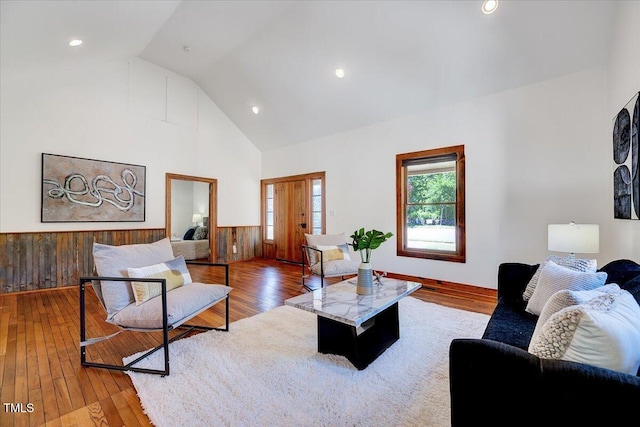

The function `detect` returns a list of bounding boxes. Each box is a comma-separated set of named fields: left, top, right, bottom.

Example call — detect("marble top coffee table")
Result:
left=285, top=278, right=421, bottom=369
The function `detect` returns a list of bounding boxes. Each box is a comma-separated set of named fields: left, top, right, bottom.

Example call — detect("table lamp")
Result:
left=192, top=213, right=203, bottom=226
left=548, top=221, right=599, bottom=259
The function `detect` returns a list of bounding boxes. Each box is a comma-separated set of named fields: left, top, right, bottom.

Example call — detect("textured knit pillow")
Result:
left=525, top=261, right=607, bottom=315
left=522, top=256, right=597, bottom=302
left=127, top=256, right=192, bottom=305
left=316, top=244, right=351, bottom=262
left=529, top=287, right=640, bottom=375
left=530, top=284, right=620, bottom=345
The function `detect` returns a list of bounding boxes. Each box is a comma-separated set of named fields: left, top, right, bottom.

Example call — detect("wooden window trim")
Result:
left=396, top=145, right=466, bottom=263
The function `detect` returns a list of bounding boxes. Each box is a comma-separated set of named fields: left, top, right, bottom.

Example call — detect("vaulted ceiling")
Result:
left=0, top=1, right=617, bottom=152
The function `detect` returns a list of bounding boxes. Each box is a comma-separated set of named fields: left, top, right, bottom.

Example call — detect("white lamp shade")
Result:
left=192, top=213, right=203, bottom=224
left=548, top=223, right=599, bottom=254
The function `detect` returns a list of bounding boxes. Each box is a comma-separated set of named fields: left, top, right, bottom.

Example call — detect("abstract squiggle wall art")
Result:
left=613, top=91, right=639, bottom=220
left=41, top=153, right=146, bottom=222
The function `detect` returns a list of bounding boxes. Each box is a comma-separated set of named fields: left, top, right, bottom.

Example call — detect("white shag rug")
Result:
left=125, top=296, right=489, bottom=427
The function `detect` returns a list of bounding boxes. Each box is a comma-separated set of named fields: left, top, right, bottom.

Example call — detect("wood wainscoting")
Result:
left=0, top=226, right=263, bottom=294
left=0, top=229, right=166, bottom=294
left=216, top=226, right=262, bottom=263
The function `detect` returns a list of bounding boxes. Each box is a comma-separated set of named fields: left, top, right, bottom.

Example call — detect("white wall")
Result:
left=0, top=57, right=261, bottom=232
left=607, top=0, right=640, bottom=260
left=262, top=67, right=612, bottom=290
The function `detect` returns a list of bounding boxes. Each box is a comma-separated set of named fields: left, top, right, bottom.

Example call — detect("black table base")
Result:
left=317, top=302, right=400, bottom=370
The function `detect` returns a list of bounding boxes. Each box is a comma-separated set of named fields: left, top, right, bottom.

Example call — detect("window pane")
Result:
left=406, top=204, right=456, bottom=251
left=407, top=171, right=456, bottom=204
left=312, top=227, right=322, bottom=235
left=312, top=180, right=322, bottom=196
left=312, top=212, right=321, bottom=225
left=312, top=195, right=321, bottom=211
left=266, top=225, right=274, bottom=240
left=266, top=212, right=273, bottom=226
left=266, top=184, right=273, bottom=198
left=267, top=198, right=273, bottom=212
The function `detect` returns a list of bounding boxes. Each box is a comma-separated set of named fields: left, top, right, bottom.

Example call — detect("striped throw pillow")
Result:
left=127, top=256, right=192, bottom=305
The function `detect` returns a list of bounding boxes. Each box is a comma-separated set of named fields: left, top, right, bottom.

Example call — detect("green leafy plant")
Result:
left=350, top=228, right=393, bottom=263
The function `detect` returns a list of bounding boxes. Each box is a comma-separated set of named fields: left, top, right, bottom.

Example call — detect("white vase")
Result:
left=357, top=262, right=374, bottom=295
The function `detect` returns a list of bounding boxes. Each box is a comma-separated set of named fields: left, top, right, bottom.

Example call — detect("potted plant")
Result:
left=350, top=228, right=393, bottom=295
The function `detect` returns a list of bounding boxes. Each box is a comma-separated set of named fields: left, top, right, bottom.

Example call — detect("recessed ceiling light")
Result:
left=481, top=0, right=498, bottom=14
left=183, top=46, right=193, bottom=53
left=69, top=39, right=83, bottom=47
left=335, top=68, right=345, bottom=79
left=252, top=106, right=260, bottom=115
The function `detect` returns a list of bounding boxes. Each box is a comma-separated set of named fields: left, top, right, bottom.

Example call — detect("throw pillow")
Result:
left=528, top=287, right=640, bottom=375
left=525, top=261, right=607, bottom=315
left=193, top=226, right=208, bottom=240
left=522, top=256, right=597, bottom=302
left=316, top=244, right=351, bottom=262
left=530, top=284, right=620, bottom=345
left=93, top=237, right=175, bottom=317
left=183, top=227, right=197, bottom=240
left=127, top=256, right=193, bottom=306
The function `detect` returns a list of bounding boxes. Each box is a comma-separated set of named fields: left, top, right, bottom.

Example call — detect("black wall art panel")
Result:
left=613, top=91, right=639, bottom=220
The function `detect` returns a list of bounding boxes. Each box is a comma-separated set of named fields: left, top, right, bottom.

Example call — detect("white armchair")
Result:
left=302, top=233, right=360, bottom=290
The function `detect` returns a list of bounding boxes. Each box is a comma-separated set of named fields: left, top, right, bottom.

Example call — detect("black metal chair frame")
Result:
left=80, top=262, right=230, bottom=376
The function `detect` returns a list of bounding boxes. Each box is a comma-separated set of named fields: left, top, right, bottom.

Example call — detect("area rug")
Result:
left=125, top=296, right=489, bottom=427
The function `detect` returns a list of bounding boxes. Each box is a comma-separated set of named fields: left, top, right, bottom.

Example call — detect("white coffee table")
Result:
left=285, top=278, right=421, bottom=369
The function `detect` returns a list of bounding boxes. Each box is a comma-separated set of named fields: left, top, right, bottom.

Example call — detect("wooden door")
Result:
left=274, top=180, right=307, bottom=263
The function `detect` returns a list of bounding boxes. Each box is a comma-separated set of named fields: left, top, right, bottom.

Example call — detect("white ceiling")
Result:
left=1, top=1, right=617, bottom=152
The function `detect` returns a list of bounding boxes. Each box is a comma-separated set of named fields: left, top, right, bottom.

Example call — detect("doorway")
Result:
left=262, top=172, right=325, bottom=264
left=165, top=173, right=217, bottom=262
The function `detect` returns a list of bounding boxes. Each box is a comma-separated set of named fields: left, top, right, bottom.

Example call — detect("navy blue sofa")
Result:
left=449, top=259, right=640, bottom=427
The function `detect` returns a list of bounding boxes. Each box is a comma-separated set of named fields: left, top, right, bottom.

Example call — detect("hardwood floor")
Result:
left=0, top=258, right=496, bottom=427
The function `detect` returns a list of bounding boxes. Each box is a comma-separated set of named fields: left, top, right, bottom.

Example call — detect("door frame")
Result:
left=261, top=171, right=326, bottom=262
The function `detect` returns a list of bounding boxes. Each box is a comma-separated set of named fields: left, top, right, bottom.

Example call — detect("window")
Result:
left=265, top=183, right=274, bottom=240
left=311, top=179, right=323, bottom=235
left=396, top=145, right=465, bottom=262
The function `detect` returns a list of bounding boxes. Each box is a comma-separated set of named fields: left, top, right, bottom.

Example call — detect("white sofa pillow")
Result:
left=522, top=255, right=597, bottom=302
left=525, top=261, right=607, bottom=316
left=529, top=287, right=640, bottom=375
left=530, top=284, right=620, bottom=346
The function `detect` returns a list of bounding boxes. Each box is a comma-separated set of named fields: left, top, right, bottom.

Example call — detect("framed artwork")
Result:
left=612, top=91, right=639, bottom=220
left=41, top=153, right=146, bottom=222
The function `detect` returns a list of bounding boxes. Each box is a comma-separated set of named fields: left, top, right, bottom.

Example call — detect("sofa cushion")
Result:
left=522, top=256, right=597, bottom=302
left=482, top=300, right=538, bottom=350
left=112, top=282, right=231, bottom=329
left=598, top=259, right=640, bottom=285
left=93, top=238, right=175, bottom=317
left=529, top=287, right=640, bottom=375
left=525, top=261, right=607, bottom=316
left=310, top=259, right=360, bottom=277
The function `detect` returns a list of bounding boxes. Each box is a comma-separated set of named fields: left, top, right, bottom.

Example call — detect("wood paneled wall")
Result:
left=0, top=229, right=165, bottom=294
left=0, top=226, right=262, bottom=294
left=216, top=226, right=262, bottom=263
